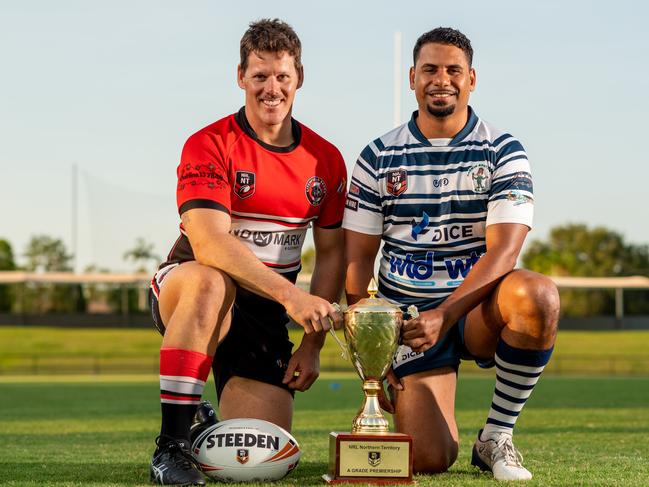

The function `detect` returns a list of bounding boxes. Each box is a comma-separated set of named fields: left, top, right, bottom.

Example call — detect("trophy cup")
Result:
left=323, top=278, right=414, bottom=484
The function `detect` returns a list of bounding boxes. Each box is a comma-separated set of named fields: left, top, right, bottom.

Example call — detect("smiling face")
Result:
left=410, top=42, right=476, bottom=122
left=237, top=50, right=303, bottom=131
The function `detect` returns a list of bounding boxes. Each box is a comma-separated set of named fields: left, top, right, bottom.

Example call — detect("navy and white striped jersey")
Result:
left=343, top=108, right=533, bottom=309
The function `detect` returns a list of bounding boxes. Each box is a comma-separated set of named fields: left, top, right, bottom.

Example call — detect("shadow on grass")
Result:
left=0, top=459, right=488, bottom=486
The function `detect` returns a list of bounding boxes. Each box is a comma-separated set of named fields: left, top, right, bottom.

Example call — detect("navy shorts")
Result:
left=392, top=315, right=495, bottom=379
left=149, top=266, right=294, bottom=401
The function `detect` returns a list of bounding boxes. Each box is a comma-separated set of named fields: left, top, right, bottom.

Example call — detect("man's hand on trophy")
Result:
left=402, top=309, right=446, bottom=353
left=378, top=369, right=404, bottom=413
left=284, top=288, right=343, bottom=333
left=282, top=340, right=321, bottom=391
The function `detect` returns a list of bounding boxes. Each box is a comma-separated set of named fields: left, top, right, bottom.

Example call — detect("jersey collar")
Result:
left=235, top=107, right=302, bottom=153
left=408, top=106, right=478, bottom=146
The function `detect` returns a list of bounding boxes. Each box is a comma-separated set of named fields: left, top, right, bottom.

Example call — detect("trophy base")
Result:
left=324, top=432, right=413, bottom=484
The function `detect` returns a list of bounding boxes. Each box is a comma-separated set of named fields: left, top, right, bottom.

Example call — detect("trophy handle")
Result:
left=406, top=304, right=419, bottom=320
left=330, top=303, right=349, bottom=361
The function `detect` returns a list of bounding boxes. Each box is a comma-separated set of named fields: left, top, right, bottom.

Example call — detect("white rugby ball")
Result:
left=191, top=418, right=301, bottom=482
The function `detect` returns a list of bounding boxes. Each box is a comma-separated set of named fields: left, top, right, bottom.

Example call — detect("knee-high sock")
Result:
left=482, top=339, right=553, bottom=438
left=159, top=347, right=213, bottom=444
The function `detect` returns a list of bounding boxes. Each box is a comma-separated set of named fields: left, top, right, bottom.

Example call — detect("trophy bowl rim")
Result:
left=343, top=309, right=403, bottom=315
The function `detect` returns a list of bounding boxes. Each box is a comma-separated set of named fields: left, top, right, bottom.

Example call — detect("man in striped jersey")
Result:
left=148, top=19, right=345, bottom=485
left=344, top=27, right=559, bottom=481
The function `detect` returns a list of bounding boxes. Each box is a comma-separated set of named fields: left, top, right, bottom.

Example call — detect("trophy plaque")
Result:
left=323, top=279, right=413, bottom=484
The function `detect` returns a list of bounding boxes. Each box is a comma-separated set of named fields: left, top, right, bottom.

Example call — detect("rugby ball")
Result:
left=191, top=418, right=300, bottom=482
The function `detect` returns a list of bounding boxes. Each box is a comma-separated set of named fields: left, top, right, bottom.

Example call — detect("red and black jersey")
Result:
left=160, top=107, right=347, bottom=283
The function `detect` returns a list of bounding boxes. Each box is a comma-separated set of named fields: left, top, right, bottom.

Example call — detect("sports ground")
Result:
left=1, top=328, right=648, bottom=486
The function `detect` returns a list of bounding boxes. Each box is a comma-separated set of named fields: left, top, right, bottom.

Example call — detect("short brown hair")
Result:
left=240, top=19, right=302, bottom=73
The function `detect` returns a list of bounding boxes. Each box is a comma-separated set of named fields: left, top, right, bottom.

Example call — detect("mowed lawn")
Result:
left=2, top=327, right=649, bottom=375
left=1, top=374, right=648, bottom=486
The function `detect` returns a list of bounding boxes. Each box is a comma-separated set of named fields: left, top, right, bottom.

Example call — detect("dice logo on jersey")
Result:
left=235, top=171, right=256, bottom=199
left=468, top=163, right=491, bottom=194
left=411, top=212, right=430, bottom=240
left=386, top=169, right=408, bottom=196
left=236, top=449, right=249, bottom=465
left=305, top=176, right=326, bottom=206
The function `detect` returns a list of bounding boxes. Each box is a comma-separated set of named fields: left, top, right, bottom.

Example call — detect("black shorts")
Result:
left=149, top=280, right=294, bottom=401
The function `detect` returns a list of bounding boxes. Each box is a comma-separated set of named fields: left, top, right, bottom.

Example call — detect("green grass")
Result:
left=1, top=327, right=649, bottom=375
left=1, top=375, right=647, bottom=486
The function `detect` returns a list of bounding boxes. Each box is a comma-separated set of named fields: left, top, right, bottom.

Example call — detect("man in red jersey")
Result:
left=148, top=19, right=346, bottom=485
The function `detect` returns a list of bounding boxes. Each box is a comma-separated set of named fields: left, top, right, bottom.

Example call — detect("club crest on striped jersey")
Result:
left=468, top=163, right=491, bottom=194
left=305, top=176, right=326, bottom=206
left=386, top=169, right=408, bottom=196
left=235, top=171, right=256, bottom=199
left=236, top=448, right=249, bottom=464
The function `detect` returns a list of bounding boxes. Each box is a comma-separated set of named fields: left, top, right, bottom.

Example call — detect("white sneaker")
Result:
left=471, top=429, right=532, bottom=481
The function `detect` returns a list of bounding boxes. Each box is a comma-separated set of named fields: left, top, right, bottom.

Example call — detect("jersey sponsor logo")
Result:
left=345, top=197, right=359, bottom=211
left=336, top=177, right=346, bottom=193
left=177, top=163, right=226, bottom=191
left=236, top=449, right=249, bottom=465
left=468, top=163, right=491, bottom=193
left=349, top=183, right=360, bottom=195
left=232, top=229, right=303, bottom=248
left=235, top=171, right=256, bottom=199
left=386, top=169, right=408, bottom=196
left=393, top=345, right=423, bottom=367
left=444, top=251, right=481, bottom=279
left=411, top=212, right=430, bottom=240
left=411, top=215, right=475, bottom=243
left=389, top=251, right=434, bottom=281
left=432, top=177, right=449, bottom=188
left=446, top=280, right=463, bottom=287
left=506, top=190, right=533, bottom=206
left=305, top=176, right=326, bottom=206
left=252, top=231, right=272, bottom=247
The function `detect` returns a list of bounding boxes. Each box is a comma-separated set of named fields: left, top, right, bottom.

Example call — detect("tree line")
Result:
left=0, top=235, right=159, bottom=314
left=1, top=224, right=648, bottom=316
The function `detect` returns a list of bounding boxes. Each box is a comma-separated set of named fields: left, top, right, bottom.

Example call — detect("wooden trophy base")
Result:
left=323, top=432, right=413, bottom=484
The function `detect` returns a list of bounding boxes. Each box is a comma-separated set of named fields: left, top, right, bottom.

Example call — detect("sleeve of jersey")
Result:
left=315, top=148, right=348, bottom=229
left=176, top=132, right=231, bottom=216
left=486, top=135, right=534, bottom=229
left=342, top=144, right=383, bottom=235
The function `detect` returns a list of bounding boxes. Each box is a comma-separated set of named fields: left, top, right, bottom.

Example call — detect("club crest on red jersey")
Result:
left=386, top=169, right=408, bottom=196
left=236, top=448, right=249, bottom=464
left=305, top=176, right=326, bottom=206
left=235, top=171, right=256, bottom=199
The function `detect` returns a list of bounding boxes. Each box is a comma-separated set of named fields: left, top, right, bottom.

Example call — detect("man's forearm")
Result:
left=345, top=260, right=375, bottom=305
left=303, top=249, right=345, bottom=349
left=436, top=249, right=517, bottom=327
left=192, top=231, right=294, bottom=303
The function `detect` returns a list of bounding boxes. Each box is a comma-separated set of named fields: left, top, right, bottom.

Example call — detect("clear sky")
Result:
left=1, top=0, right=648, bottom=271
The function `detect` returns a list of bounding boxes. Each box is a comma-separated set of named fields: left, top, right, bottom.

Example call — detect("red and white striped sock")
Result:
left=159, top=347, right=213, bottom=445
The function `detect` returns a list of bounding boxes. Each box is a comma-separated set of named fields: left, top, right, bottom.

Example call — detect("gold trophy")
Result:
left=323, top=278, right=414, bottom=484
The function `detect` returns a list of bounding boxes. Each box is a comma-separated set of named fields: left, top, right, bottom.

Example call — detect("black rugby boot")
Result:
left=189, top=400, right=218, bottom=445
left=150, top=436, right=205, bottom=486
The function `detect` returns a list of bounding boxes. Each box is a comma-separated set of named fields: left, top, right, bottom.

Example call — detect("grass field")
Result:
left=2, top=327, right=649, bottom=375
left=1, top=374, right=648, bottom=486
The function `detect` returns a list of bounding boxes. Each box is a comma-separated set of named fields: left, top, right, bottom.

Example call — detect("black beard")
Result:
left=426, top=102, right=456, bottom=118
